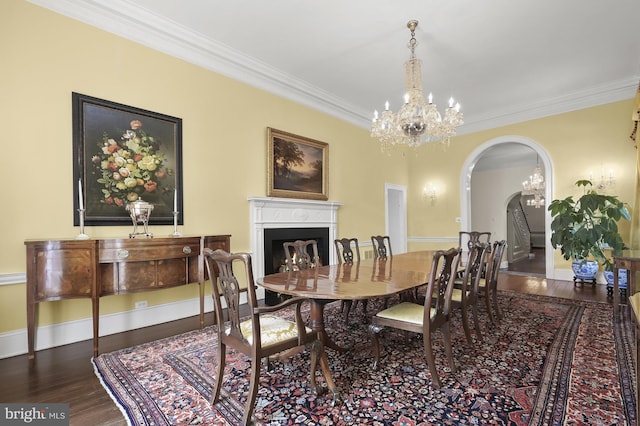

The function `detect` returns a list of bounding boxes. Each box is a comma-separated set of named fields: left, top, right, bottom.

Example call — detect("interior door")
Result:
left=385, top=184, right=407, bottom=254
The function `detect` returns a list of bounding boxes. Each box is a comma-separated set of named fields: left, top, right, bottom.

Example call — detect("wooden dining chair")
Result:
left=335, top=237, right=360, bottom=264
left=459, top=231, right=491, bottom=270
left=371, top=235, right=421, bottom=303
left=479, top=240, right=507, bottom=325
left=203, top=249, right=319, bottom=425
left=335, top=238, right=364, bottom=323
left=450, top=242, right=491, bottom=344
left=371, top=235, right=392, bottom=259
left=369, top=247, right=461, bottom=389
left=283, top=239, right=321, bottom=270
left=459, top=231, right=491, bottom=250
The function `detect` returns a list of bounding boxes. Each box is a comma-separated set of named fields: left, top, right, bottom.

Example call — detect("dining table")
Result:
left=258, top=250, right=436, bottom=400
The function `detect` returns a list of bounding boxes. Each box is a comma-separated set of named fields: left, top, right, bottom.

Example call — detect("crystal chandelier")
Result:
left=371, top=20, right=463, bottom=152
left=522, top=158, right=545, bottom=208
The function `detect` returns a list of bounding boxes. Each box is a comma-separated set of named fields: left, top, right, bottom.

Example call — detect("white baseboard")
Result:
left=0, top=289, right=262, bottom=360
left=551, top=268, right=607, bottom=284
left=553, top=268, right=575, bottom=282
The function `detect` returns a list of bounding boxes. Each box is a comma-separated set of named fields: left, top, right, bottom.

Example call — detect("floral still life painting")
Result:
left=94, top=119, right=171, bottom=208
left=73, top=93, right=183, bottom=226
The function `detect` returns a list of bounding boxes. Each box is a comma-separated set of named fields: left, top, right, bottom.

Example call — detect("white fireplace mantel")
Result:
left=248, top=197, right=343, bottom=280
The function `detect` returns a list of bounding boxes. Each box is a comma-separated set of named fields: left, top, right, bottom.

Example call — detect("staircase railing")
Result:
left=508, top=201, right=531, bottom=262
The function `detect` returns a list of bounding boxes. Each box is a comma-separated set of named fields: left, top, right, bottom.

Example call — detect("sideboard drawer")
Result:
left=105, top=258, right=192, bottom=292
left=616, top=259, right=631, bottom=270
left=28, top=241, right=97, bottom=300
left=99, top=237, right=201, bottom=262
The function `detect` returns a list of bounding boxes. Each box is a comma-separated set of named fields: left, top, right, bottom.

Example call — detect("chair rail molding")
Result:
left=0, top=273, right=26, bottom=286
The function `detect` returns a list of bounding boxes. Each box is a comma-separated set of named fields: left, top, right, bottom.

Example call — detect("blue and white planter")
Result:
left=571, top=259, right=599, bottom=281
left=604, top=269, right=628, bottom=289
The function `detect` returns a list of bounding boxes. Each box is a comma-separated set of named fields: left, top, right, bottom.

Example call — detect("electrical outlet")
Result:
left=135, top=300, right=148, bottom=309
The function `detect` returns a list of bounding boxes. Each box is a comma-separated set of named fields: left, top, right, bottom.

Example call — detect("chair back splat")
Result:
left=371, top=235, right=392, bottom=259
left=203, top=249, right=318, bottom=425
left=335, top=238, right=364, bottom=323
left=335, top=238, right=360, bottom=264
left=459, top=231, right=491, bottom=251
left=283, top=240, right=321, bottom=270
left=459, top=231, right=491, bottom=266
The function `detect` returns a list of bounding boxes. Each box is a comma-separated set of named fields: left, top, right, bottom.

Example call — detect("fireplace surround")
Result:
left=248, top=197, right=343, bottom=296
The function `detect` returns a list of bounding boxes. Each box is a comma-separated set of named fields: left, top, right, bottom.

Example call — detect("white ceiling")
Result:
left=29, top=0, right=640, bottom=138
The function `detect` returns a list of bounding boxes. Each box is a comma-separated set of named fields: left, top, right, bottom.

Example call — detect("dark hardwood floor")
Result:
left=507, top=247, right=546, bottom=276
left=0, top=273, right=614, bottom=425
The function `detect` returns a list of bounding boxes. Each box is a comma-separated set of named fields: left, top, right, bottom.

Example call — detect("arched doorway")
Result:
left=459, top=135, right=554, bottom=279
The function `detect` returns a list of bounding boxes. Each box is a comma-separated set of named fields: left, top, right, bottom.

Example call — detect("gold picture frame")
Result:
left=267, top=128, right=328, bottom=200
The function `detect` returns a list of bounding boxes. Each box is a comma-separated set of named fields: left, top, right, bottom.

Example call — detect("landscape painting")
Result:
left=267, top=128, right=328, bottom=200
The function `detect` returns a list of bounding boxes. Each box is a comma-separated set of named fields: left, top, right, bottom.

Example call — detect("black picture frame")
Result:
left=72, top=92, right=183, bottom=226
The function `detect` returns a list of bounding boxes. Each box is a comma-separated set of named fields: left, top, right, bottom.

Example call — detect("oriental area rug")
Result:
left=93, top=292, right=636, bottom=425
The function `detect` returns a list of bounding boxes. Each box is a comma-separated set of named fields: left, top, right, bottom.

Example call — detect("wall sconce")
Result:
left=588, top=164, right=615, bottom=191
left=423, top=183, right=437, bottom=204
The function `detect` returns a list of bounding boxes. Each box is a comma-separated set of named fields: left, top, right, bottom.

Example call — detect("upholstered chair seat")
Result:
left=236, top=315, right=313, bottom=347
left=374, top=301, right=437, bottom=325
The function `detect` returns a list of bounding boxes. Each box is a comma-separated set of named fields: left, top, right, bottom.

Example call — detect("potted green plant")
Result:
left=548, top=179, right=630, bottom=283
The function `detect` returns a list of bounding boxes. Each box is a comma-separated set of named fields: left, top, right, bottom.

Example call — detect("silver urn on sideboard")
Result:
left=126, top=198, right=154, bottom=238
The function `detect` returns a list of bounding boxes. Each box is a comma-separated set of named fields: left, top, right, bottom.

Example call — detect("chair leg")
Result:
left=211, top=343, right=226, bottom=404
left=484, top=287, right=497, bottom=325
left=441, top=322, right=457, bottom=374
left=460, top=304, right=473, bottom=345
left=471, top=303, right=483, bottom=342
left=368, top=324, right=383, bottom=370
left=491, top=285, right=503, bottom=321
left=423, top=332, right=441, bottom=389
left=242, top=355, right=261, bottom=425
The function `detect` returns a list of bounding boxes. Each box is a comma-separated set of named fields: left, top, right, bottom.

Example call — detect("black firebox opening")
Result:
left=263, top=227, right=329, bottom=305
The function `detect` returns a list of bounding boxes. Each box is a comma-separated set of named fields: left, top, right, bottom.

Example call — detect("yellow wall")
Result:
left=406, top=100, right=636, bottom=260
left=0, top=0, right=409, bottom=332
left=0, top=0, right=636, bottom=335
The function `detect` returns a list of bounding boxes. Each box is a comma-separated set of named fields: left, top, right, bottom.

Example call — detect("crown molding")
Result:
left=458, top=77, right=639, bottom=136
left=27, top=0, right=370, bottom=128
left=28, top=0, right=640, bottom=135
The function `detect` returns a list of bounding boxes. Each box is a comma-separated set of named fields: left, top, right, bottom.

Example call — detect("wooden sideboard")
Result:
left=612, top=250, right=640, bottom=320
left=25, top=235, right=230, bottom=359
